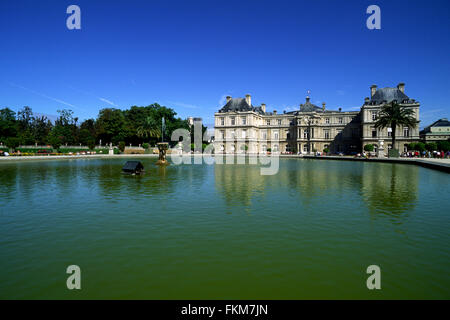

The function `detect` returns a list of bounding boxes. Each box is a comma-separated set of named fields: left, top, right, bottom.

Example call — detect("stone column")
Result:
left=377, top=139, right=385, bottom=158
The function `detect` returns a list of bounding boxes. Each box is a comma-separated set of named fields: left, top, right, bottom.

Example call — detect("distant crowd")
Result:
left=401, top=150, right=450, bottom=159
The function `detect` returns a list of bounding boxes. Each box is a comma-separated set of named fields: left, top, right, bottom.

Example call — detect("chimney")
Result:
left=273, top=110, right=277, bottom=114
left=370, top=85, right=377, bottom=98
left=306, top=96, right=310, bottom=103
left=245, top=94, right=251, bottom=106
left=397, top=83, right=405, bottom=93
left=322, top=102, right=326, bottom=111
left=338, top=107, right=342, bottom=112
left=226, top=95, right=232, bottom=103
left=364, top=97, right=370, bottom=104
left=261, top=103, right=266, bottom=113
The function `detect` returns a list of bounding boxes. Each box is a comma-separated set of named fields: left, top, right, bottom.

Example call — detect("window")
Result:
left=242, top=129, right=247, bottom=139
left=403, top=127, right=409, bottom=137
left=220, top=117, right=224, bottom=126
left=338, top=117, right=343, bottom=124
left=277, top=119, right=282, bottom=126
left=371, top=111, right=378, bottom=121
left=371, top=127, right=377, bottom=138
left=230, top=130, right=235, bottom=139
left=303, top=129, right=308, bottom=139
left=220, top=130, right=225, bottom=139
left=387, top=127, right=392, bottom=137
left=242, top=117, right=247, bottom=125
left=303, top=145, right=308, bottom=152
left=325, top=118, right=330, bottom=124
left=262, top=131, right=267, bottom=140
left=231, top=117, right=235, bottom=125
left=266, top=120, right=270, bottom=126
left=274, top=131, right=279, bottom=140
left=324, top=129, right=330, bottom=139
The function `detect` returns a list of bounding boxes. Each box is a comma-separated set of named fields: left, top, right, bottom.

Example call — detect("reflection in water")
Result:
left=0, top=158, right=448, bottom=299
left=214, top=159, right=418, bottom=224
left=214, top=163, right=266, bottom=207
left=361, top=163, right=418, bottom=223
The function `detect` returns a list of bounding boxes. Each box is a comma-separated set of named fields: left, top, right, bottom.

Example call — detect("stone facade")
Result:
left=214, top=83, right=421, bottom=154
left=420, top=118, right=450, bottom=142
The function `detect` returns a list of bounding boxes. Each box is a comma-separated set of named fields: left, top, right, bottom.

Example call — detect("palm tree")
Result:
left=137, top=116, right=160, bottom=143
left=374, top=101, right=418, bottom=152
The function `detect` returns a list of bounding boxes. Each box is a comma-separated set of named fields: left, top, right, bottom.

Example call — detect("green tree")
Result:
left=426, top=142, right=438, bottom=151
left=48, top=131, right=63, bottom=151
left=437, top=140, right=450, bottom=152
left=137, top=116, right=160, bottom=142
left=32, top=115, right=53, bottom=145
left=0, top=108, right=18, bottom=140
left=375, top=101, right=417, bottom=152
left=96, top=108, right=127, bottom=145
left=364, top=144, right=374, bottom=152
left=118, top=141, right=126, bottom=152
left=87, top=139, right=96, bottom=150
left=5, top=137, right=20, bottom=151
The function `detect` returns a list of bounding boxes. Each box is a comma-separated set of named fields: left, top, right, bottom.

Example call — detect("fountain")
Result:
left=156, top=142, right=169, bottom=166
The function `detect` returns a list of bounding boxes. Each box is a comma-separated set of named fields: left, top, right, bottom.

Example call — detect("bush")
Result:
left=426, top=142, right=438, bottom=151
left=142, top=143, right=149, bottom=149
left=118, top=141, right=126, bottom=152
left=437, top=140, right=450, bottom=152
left=407, top=142, right=425, bottom=152
left=363, top=144, right=374, bottom=152
left=323, top=148, right=329, bottom=154
left=87, top=139, right=96, bottom=150
left=5, top=137, right=21, bottom=150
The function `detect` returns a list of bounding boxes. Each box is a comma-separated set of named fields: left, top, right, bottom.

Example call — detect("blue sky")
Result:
left=0, top=0, right=449, bottom=129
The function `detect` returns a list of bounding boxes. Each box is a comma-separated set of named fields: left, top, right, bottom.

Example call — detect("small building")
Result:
left=122, top=161, right=144, bottom=174
left=420, top=118, right=450, bottom=142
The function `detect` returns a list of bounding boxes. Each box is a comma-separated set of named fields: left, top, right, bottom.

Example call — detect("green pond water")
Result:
left=0, top=158, right=449, bottom=299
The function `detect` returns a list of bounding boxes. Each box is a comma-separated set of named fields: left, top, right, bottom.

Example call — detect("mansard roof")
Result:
left=218, top=98, right=266, bottom=114
left=420, top=118, right=450, bottom=134
left=299, top=97, right=322, bottom=112
left=369, top=87, right=415, bottom=104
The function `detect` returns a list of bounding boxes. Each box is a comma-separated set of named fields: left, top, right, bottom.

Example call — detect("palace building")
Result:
left=214, top=83, right=420, bottom=154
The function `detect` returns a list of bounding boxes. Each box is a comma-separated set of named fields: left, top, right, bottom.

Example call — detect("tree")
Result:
left=364, top=144, right=374, bottom=152
left=118, top=141, right=126, bottom=152
left=426, top=142, right=437, bottom=151
left=96, top=108, right=127, bottom=145
left=137, top=116, right=160, bottom=142
left=0, top=108, right=18, bottom=140
left=17, top=106, right=34, bottom=131
left=437, top=140, right=450, bottom=152
left=5, top=137, right=20, bottom=151
left=48, top=131, right=63, bottom=151
left=87, top=139, right=96, bottom=150
left=374, top=101, right=418, bottom=151
left=32, top=115, right=53, bottom=145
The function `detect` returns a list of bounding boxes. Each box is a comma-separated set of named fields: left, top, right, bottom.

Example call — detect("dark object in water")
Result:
left=122, top=161, right=144, bottom=174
